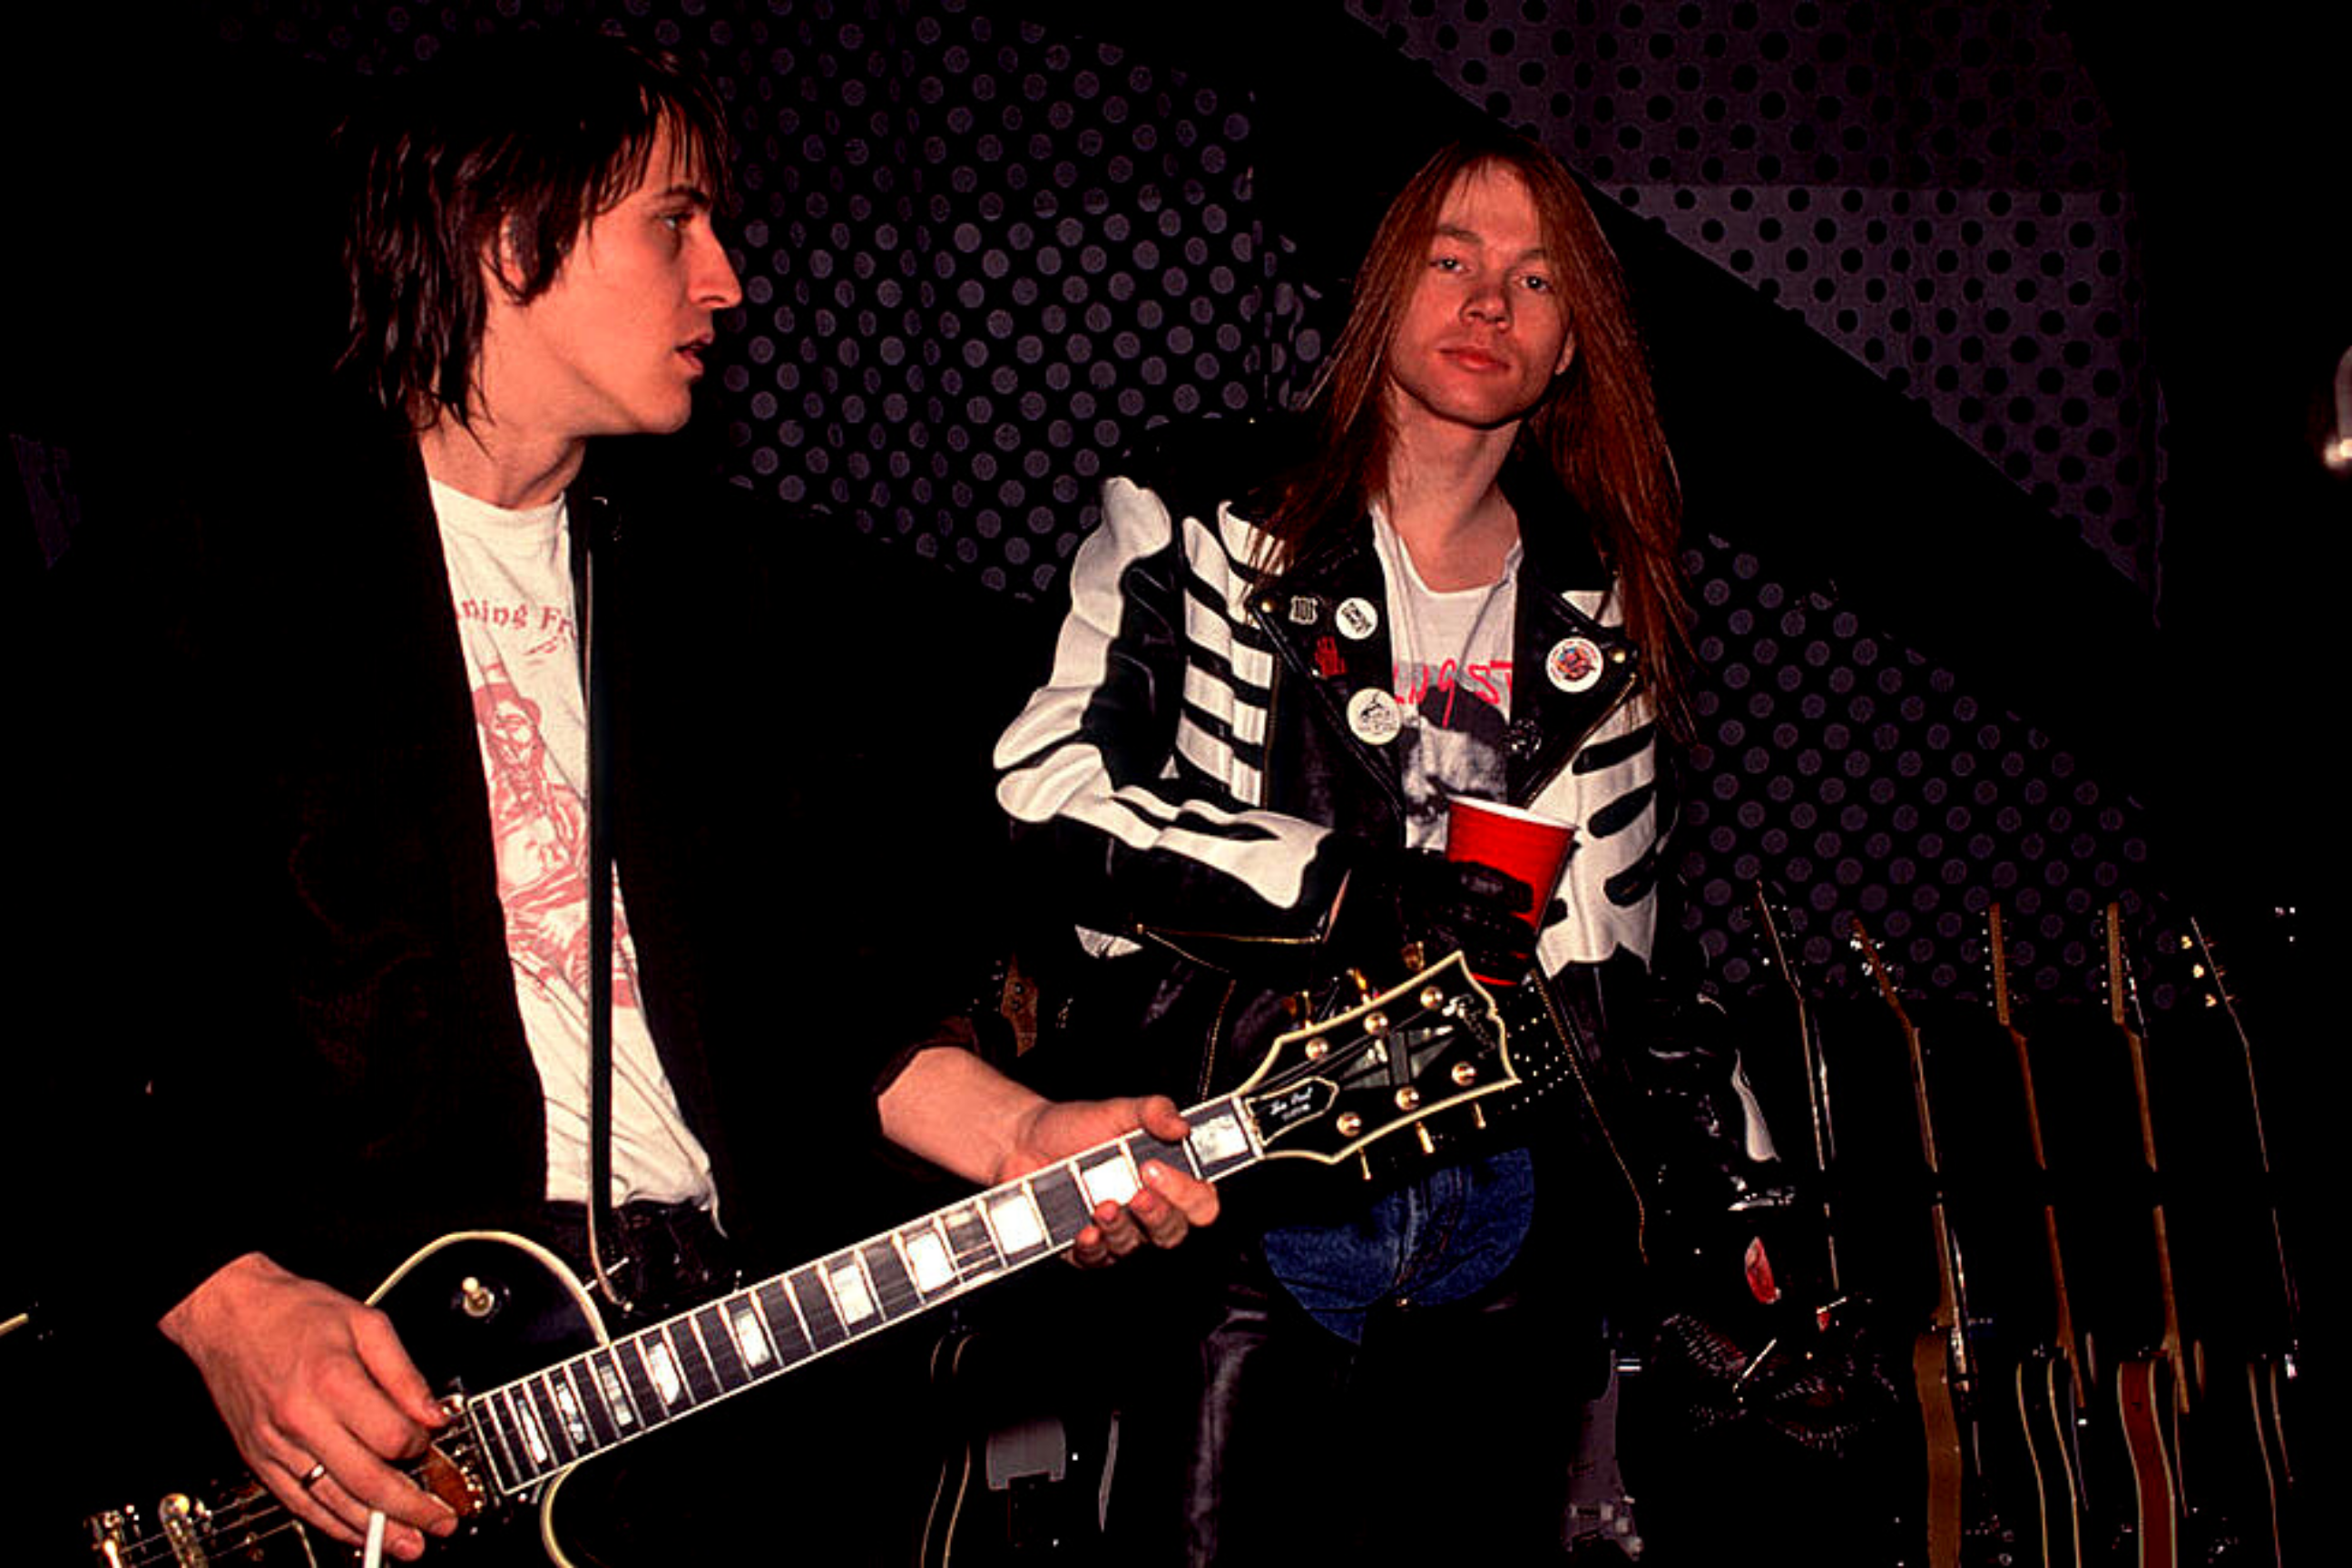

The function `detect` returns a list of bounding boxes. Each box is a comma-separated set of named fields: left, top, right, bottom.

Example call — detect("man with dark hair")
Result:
left=107, top=31, right=1212, bottom=1564
left=995, top=134, right=1760, bottom=1562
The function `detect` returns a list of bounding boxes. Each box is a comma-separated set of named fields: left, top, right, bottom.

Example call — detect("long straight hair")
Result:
left=1261, top=134, right=1693, bottom=734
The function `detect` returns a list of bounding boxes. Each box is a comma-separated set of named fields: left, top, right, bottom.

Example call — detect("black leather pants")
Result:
left=1181, top=1224, right=1609, bottom=1567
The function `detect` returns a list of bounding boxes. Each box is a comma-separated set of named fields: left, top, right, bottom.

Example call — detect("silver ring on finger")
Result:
left=298, top=1461, right=329, bottom=1491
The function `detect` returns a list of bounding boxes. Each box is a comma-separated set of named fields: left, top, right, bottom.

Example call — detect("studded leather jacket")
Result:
left=995, top=419, right=1737, bottom=1248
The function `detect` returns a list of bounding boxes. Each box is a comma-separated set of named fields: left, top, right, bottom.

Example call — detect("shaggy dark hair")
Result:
left=336, top=31, right=731, bottom=427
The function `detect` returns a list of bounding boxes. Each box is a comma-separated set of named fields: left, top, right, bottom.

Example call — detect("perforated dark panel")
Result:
left=1350, top=0, right=2161, bottom=593
left=715, top=3, right=1276, bottom=593
left=1681, top=529, right=2151, bottom=1004
left=182, top=0, right=2204, bottom=1008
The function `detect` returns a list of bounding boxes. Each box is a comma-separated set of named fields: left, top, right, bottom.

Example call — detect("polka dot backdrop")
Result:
left=1349, top=0, right=2162, bottom=593
left=710, top=1, right=1281, bottom=593
left=1679, top=529, right=2160, bottom=1010
left=189, top=0, right=2201, bottom=1010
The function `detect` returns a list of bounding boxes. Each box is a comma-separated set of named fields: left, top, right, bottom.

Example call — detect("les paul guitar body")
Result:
left=83, top=954, right=1521, bottom=1566
left=79, top=1233, right=631, bottom=1567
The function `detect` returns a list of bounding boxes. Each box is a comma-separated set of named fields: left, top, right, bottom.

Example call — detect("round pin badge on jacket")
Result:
left=1335, top=596, right=1380, bottom=641
left=1545, top=636, right=1603, bottom=693
left=1346, top=687, right=1403, bottom=745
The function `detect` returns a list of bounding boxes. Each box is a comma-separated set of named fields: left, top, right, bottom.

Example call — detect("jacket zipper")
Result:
left=1198, top=977, right=1237, bottom=1103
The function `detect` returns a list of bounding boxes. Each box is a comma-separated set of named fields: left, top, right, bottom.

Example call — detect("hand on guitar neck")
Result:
left=111, top=959, right=1497, bottom=1564
left=152, top=1068, right=1214, bottom=1563
left=999, top=1094, right=1220, bottom=1266
left=159, top=1251, right=459, bottom=1561
left=878, top=1044, right=1221, bottom=1266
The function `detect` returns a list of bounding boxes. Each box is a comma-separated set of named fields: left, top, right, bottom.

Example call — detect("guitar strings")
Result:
left=102, top=1044, right=1418, bottom=1561
left=97, top=1011, right=1466, bottom=1564
left=106, top=1502, right=309, bottom=1568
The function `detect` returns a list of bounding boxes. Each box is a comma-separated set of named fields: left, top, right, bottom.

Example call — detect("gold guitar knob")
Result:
left=459, top=1276, right=499, bottom=1320
left=1450, top=1062, right=1478, bottom=1086
left=1336, top=1112, right=1364, bottom=1137
left=1394, top=1087, right=1422, bottom=1112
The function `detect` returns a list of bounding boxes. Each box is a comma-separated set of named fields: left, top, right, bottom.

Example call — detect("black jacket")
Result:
left=77, top=406, right=1006, bottom=1318
left=995, top=418, right=1690, bottom=1243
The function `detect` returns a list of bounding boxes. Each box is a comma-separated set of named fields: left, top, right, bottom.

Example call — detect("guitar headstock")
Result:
left=2179, top=916, right=2240, bottom=1018
left=1234, top=952, right=1516, bottom=1166
left=1985, top=901, right=2017, bottom=1031
left=1845, top=915, right=1905, bottom=1013
left=1749, top=882, right=1808, bottom=1003
left=2096, top=901, right=2148, bottom=1035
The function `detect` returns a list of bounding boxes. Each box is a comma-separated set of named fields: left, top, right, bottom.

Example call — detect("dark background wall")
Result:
left=7, top=0, right=2334, bottom=1544
left=10, top=0, right=2335, bottom=1104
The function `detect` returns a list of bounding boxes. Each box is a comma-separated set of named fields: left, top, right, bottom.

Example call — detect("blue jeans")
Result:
left=1259, top=1145, right=1535, bottom=1341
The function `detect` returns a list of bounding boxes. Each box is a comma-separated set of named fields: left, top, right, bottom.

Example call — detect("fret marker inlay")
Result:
left=1078, top=1152, right=1140, bottom=1208
left=987, top=1190, right=1046, bottom=1252
left=903, top=1224, right=956, bottom=1292
left=550, top=1377, right=591, bottom=1447
left=1191, top=1112, right=1250, bottom=1164
left=594, top=1361, right=637, bottom=1427
left=515, top=1398, right=553, bottom=1466
left=646, top=1340, right=685, bottom=1407
left=828, top=1261, right=877, bottom=1324
left=730, top=1303, right=772, bottom=1367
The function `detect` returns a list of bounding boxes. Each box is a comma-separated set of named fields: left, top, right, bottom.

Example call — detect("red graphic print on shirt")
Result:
left=471, top=660, right=638, bottom=1009
left=1394, top=657, right=1514, bottom=722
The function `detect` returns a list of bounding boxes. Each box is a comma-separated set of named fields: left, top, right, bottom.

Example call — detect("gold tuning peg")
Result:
left=1399, top=939, right=1426, bottom=972
left=1416, top=1123, right=1436, bottom=1156
left=1357, top=1152, right=1376, bottom=1182
left=1346, top=967, right=1373, bottom=1000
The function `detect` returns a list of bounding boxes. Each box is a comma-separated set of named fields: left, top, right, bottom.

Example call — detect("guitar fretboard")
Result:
left=467, top=1094, right=1263, bottom=1494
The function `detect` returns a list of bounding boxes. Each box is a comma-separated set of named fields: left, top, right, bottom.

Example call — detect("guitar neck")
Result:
left=1751, top=886, right=1842, bottom=1294
left=1851, top=921, right=1967, bottom=1341
left=2185, top=917, right=2303, bottom=1341
left=2103, top=904, right=2189, bottom=1405
left=464, top=1093, right=1265, bottom=1498
left=89, top=954, right=1517, bottom=1565
left=1991, top=902, right=2085, bottom=1402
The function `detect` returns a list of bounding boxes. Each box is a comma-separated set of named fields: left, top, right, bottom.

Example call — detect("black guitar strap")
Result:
left=576, top=489, right=633, bottom=1315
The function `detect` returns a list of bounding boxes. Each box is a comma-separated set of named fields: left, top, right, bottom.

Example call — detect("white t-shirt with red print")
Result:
left=431, top=477, right=714, bottom=1211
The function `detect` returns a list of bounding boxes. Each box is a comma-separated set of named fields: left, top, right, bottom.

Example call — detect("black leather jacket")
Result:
left=995, top=419, right=1725, bottom=1246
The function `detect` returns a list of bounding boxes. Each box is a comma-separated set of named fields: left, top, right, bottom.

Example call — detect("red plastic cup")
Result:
left=1445, top=797, right=1576, bottom=928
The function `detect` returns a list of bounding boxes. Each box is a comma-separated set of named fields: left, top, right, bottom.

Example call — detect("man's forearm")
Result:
left=875, top=1043, right=1050, bottom=1186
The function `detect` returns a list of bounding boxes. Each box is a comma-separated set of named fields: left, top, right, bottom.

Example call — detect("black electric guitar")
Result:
left=2179, top=916, right=2303, bottom=1567
left=2137, top=916, right=2300, bottom=1567
left=82, top=955, right=1515, bottom=1566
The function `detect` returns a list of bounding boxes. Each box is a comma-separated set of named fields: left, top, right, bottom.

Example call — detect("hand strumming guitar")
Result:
left=160, top=1252, right=458, bottom=1560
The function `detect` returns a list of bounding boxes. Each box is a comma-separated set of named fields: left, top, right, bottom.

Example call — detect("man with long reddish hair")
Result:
left=997, top=133, right=1727, bottom=1559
